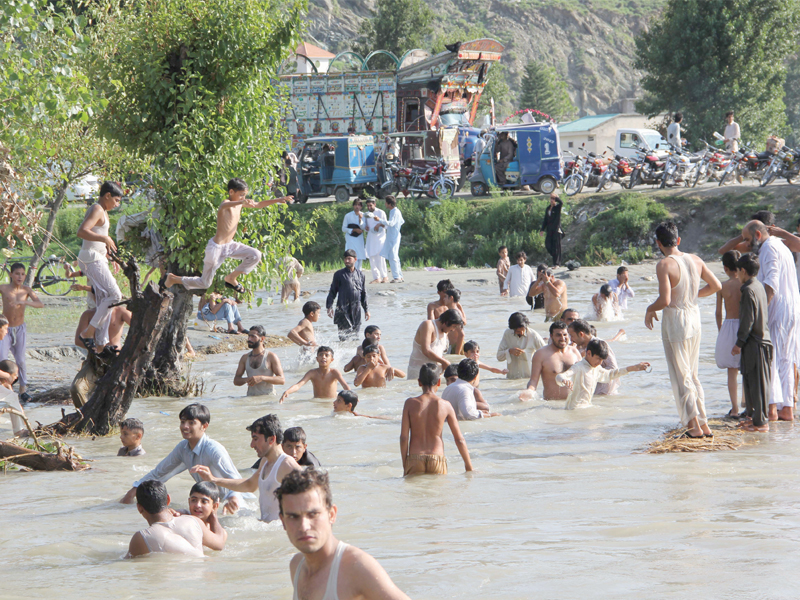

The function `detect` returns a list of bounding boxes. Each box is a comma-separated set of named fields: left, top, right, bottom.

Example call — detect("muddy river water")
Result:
left=2, top=265, right=800, bottom=599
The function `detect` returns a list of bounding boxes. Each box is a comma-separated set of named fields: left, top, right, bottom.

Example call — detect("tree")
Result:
left=784, top=53, right=800, bottom=147
left=635, top=0, right=800, bottom=148
left=519, top=61, right=577, bottom=122
left=353, top=0, right=434, bottom=63
left=55, top=0, right=312, bottom=434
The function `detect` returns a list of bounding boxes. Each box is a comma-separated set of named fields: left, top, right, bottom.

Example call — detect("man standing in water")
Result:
left=646, top=222, right=721, bottom=438
left=521, top=321, right=581, bottom=400
left=277, top=469, right=411, bottom=600
left=326, top=249, right=369, bottom=340
left=540, top=192, right=563, bottom=267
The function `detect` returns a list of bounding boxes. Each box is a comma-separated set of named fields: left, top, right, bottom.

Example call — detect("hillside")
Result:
left=303, top=0, right=665, bottom=116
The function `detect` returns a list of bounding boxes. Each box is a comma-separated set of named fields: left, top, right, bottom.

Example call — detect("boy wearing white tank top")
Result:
left=277, top=469, right=410, bottom=600
left=191, top=414, right=301, bottom=522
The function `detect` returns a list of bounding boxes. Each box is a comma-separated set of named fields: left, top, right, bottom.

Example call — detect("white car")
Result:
left=65, top=173, right=100, bottom=201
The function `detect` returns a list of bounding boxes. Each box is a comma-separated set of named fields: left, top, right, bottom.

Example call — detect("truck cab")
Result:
left=615, top=129, right=669, bottom=159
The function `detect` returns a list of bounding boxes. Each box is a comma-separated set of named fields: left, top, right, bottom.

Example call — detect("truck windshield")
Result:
left=643, top=132, right=667, bottom=149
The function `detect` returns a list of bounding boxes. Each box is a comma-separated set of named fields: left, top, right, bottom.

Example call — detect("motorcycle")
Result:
left=594, top=146, right=633, bottom=192
left=717, top=141, right=769, bottom=186
left=691, top=140, right=729, bottom=187
left=660, top=145, right=700, bottom=189
left=382, top=158, right=456, bottom=200
left=562, top=152, right=586, bottom=197
left=760, top=145, right=799, bottom=187
left=628, top=146, right=665, bottom=189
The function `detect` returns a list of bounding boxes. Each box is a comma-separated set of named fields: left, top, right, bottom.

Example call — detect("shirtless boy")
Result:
left=0, top=263, right=44, bottom=400
left=354, top=345, right=395, bottom=388
left=463, top=340, right=508, bottom=386
left=278, top=469, right=411, bottom=600
left=715, top=250, right=743, bottom=417
left=0, top=358, right=27, bottom=437
left=280, top=346, right=350, bottom=402
left=287, top=301, right=320, bottom=348
left=164, top=178, right=293, bottom=294
left=521, top=321, right=582, bottom=400
left=332, top=390, right=388, bottom=419
left=400, top=363, right=473, bottom=475
left=344, top=325, right=389, bottom=372
left=496, top=246, right=510, bottom=294
left=182, top=481, right=227, bottom=547
left=427, top=285, right=467, bottom=354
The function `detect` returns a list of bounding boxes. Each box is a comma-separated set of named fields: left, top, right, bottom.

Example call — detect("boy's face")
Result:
left=366, top=330, right=381, bottom=344
left=180, top=418, right=208, bottom=441
left=465, top=348, right=479, bottom=361
left=585, top=350, right=604, bottom=367
left=308, top=310, right=320, bottom=323
left=445, top=375, right=458, bottom=385
left=10, top=268, right=25, bottom=285
left=736, top=268, right=750, bottom=284
left=0, top=324, right=7, bottom=341
left=120, top=426, right=142, bottom=449
left=617, top=271, right=628, bottom=285
left=332, top=397, right=351, bottom=412
left=500, top=248, right=508, bottom=259
left=317, top=351, right=333, bottom=368
left=444, top=295, right=455, bottom=308
left=364, top=352, right=379, bottom=367
left=189, top=493, right=218, bottom=521
left=516, top=256, right=525, bottom=267
left=100, top=192, right=122, bottom=210
left=229, top=189, right=247, bottom=202
left=282, top=440, right=307, bottom=461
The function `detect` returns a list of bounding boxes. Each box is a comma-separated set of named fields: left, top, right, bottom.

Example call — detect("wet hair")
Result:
left=419, top=363, right=441, bottom=387
left=302, top=301, right=321, bottom=317
left=385, top=195, right=397, bottom=207
left=362, top=344, right=379, bottom=356
left=9, top=262, right=25, bottom=274
left=549, top=320, right=568, bottom=335
left=616, top=266, right=628, bottom=275
left=655, top=222, right=679, bottom=247
left=276, top=468, right=333, bottom=514
left=673, top=112, right=683, bottom=123
left=498, top=245, right=507, bottom=253
left=0, top=315, right=7, bottom=328
left=120, top=418, right=144, bottom=435
left=439, top=309, right=464, bottom=327
left=567, top=319, right=592, bottom=336
left=545, top=269, right=554, bottom=277
left=99, top=181, right=123, bottom=198
left=600, top=284, right=612, bottom=298
left=589, top=324, right=598, bottom=337
left=250, top=324, right=267, bottom=338
left=343, top=249, right=357, bottom=259
left=586, top=338, right=609, bottom=360
left=437, top=279, right=454, bottom=292
left=317, top=345, right=334, bottom=357
left=227, top=178, right=248, bottom=192
left=750, top=210, right=775, bottom=227
left=0, top=359, right=18, bottom=375
left=508, top=312, right=529, bottom=330
left=721, top=250, right=741, bottom=272
left=561, top=308, right=579, bottom=319
left=515, top=251, right=527, bottom=262
left=247, top=414, right=283, bottom=443
left=190, top=481, right=221, bottom=503
left=179, top=403, right=210, bottom=425
left=457, top=358, right=480, bottom=382
left=445, top=288, right=461, bottom=303
left=443, top=364, right=458, bottom=379
left=364, top=325, right=380, bottom=336
left=537, top=263, right=547, bottom=273
left=736, top=253, right=760, bottom=276
left=337, top=390, right=358, bottom=409
left=283, top=426, right=307, bottom=444
left=463, top=340, right=479, bottom=354
left=725, top=110, right=734, bottom=119
left=136, top=480, right=169, bottom=514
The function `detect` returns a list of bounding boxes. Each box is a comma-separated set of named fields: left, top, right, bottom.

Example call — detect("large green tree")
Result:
left=784, top=53, right=800, bottom=146
left=353, top=0, right=433, bottom=62
left=519, top=61, right=577, bottom=122
left=60, top=0, right=312, bottom=433
left=635, top=0, right=800, bottom=148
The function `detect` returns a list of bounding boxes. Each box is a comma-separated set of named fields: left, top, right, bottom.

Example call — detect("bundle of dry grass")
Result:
left=642, top=418, right=751, bottom=454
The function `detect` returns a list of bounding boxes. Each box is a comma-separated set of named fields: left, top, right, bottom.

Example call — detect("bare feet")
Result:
left=741, top=423, right=769, bottom=432
left=778, top=406, right=794, bottom=421
left=370, top=279, right=380, bottom=284
left=381, top=278, right=390, bottom=283
left=164, top=273, right=182, bottom=288
left=768, top=405, right=779, bottom=421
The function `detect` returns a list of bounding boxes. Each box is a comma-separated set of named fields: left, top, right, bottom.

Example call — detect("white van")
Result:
left=615, top=129, right=669, bottom=159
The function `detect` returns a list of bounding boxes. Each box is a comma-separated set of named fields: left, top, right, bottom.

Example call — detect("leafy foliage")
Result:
left=635, top=0, right=800, bottom=148
left=352, top=0, right=434, bottom=63
left=519, top=60, right=577, bottom=121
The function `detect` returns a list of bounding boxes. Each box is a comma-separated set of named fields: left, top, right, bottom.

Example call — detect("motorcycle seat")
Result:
left=689, top=157, right=701, bottom=163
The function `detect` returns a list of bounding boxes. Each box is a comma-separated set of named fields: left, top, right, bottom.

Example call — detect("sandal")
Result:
left=224, top=281, right=246, bottom=294
left=79, top=336, right=96, bottom=352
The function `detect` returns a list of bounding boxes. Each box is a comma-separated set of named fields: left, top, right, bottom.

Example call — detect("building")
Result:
left=294, top=42, right=335, bottom=74
left=558, top=113, right=657, bottom=155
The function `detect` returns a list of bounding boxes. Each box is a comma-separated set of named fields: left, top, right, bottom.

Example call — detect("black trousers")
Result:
left=495, top=160, right=511, bottom=185
left=742, top=341, right=773, bottom=427
left=545, top=231, right=562, bottom=267
left=334, top=309, right=361, bottom=341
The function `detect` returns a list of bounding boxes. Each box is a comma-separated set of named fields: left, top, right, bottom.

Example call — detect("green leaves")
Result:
left=519, top=61, right=577, bottom=122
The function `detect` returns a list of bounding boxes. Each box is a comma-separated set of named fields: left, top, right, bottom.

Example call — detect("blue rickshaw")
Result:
left=294, top=135, right=378, bottom=203
left=469, top=123, right=562, bottom=196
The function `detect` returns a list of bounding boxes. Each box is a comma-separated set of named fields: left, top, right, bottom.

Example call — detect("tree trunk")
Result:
left=52, top=257, right=174, bottom=435
left=0, top=441, right=89, bottom=471
left=144, top=285, right=195, bottom=391
left=24, top=182, right=69, bottom=287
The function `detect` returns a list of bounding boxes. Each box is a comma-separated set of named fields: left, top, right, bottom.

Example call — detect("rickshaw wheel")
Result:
left=538, top=176, right=557, bottom=195
left=470, top=182, right=488, bottom=196
left=334, top=187, right=350, bottom=203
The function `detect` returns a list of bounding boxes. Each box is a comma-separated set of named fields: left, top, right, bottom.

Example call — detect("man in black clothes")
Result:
left=326, top=249, right=370, bottom=340
left=495, top=131, right=517, bottom=185
left=540, top=192, right=563, bottom=267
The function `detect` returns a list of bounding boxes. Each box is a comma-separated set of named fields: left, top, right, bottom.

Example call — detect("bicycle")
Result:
left=0, top=250, right=78, bottom=296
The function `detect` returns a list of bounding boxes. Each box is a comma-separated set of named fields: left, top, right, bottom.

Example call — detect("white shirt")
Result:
left=503, top=264, right=534, bottom=297
left=724, top=122, right=740, bottom=152
left=496, top=327, right=545, bottom=379
left=364, top=208, right=387, bottom=257
left=472, top=137, right=486, bottom=161
left=557, top=358, right=629, bottom=410
left=608, top=277, right=635, bottom=309
left=757, top=236, right=800, bottom=364
left=441, top=378, right=483, bottom=420
left=667, top=122, right=681, bottom=148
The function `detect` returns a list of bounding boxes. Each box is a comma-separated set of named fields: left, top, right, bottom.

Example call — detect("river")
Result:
left=2, top=264, right=799, bottom=599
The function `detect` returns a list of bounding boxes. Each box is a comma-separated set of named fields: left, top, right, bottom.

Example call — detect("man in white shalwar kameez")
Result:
left=341, top=199, right=367, bottom=272
left=496, top=312, right=545, bottom=379
left=379, top=196, right=404, bottom=283
left=741, top=221, right=800, bottom=421
left=363, top=198, right=388, bottom=284
left=646, top=222, right=721, bottom=438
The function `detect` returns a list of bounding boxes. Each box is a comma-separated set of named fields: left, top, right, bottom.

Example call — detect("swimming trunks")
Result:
left=404, top=453, right=447, bottom=475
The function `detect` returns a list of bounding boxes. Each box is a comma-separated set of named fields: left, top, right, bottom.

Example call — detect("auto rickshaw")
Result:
left=294, top=135, right=378, bottom=203
left=386, top=128, right=461, bottom=180
left=469, top=123, right=562, bottom=196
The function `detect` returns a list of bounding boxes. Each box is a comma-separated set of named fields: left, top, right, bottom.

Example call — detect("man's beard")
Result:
left=247, top=341, right=259, bottom=349
left=750, top=238, right=762, bottom=255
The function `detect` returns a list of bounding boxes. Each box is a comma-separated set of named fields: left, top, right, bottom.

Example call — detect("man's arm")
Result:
left=264, top=353, right=285, bottom=386
left=190, top=464, right=260, bottom=493
left=458, top=391, right=484, bottom=420
left=399, top=402, right=411, bottom=469
left=126, top=532, right=150, bottom=558
left=360, top=274, right=369, bottom=316
left=350, top=548, right=412, bottom=600
left=496, top=332, right=510, bottom=362
left=233, top=354, right=249, bottom=387
left=767, top=227, right=800, bottom=252
left=645, top=260, right=672, bottom=330
left=445, top=406, right=473, bottom=471
left=718, top=235, right=749, bottom=255
left=326, top=272, right=340, bottom=317
left=525, top=351, right=544, bottom=392
left=697, top=258, right=722, bottom=298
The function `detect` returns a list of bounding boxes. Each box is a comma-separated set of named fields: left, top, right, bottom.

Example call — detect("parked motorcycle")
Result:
left=594, top=146, right=633, bottom=192
left=562, top=152, right=586, bottom=196
left=692, top=140, right=729, bottom=188
left=660, top=145, right=700, bottom=189
left=760, top=145, right=799, bottom=187
left=382, top=158, right=456, bottom=199
left=628, top=146, right=665, bottom=189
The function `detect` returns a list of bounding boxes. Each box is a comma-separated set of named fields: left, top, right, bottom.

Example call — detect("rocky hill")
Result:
left=303, top=0, right=665, bottom=117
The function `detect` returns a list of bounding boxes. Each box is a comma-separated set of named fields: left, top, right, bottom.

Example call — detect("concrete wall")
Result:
left=560, top=114, right=654, bottom=156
